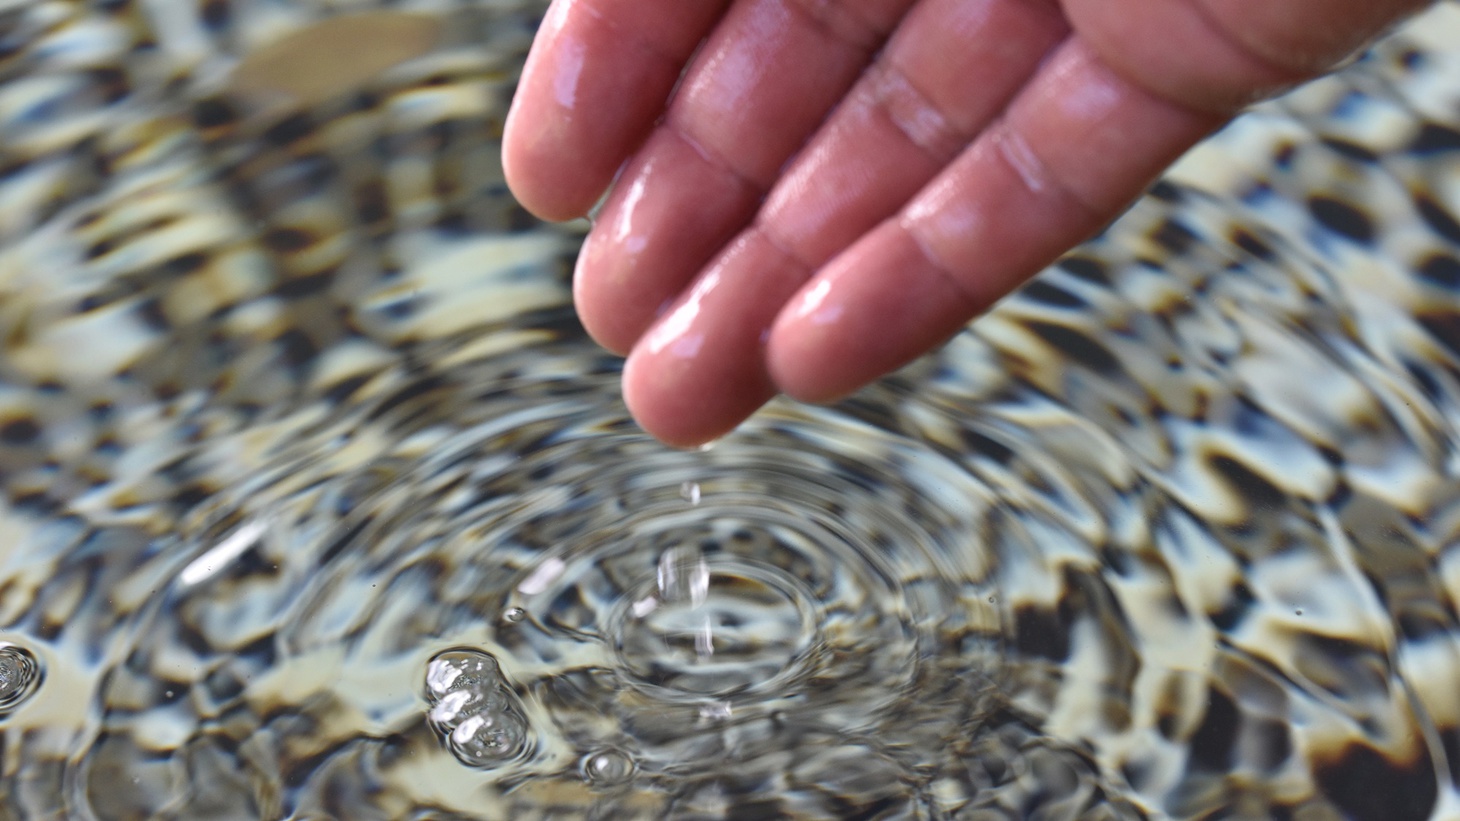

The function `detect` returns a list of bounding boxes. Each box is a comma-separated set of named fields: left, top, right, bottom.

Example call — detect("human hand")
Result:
left=504, top=0, right=1425, bottom=447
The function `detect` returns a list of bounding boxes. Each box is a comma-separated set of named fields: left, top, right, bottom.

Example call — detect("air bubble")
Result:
left=428, top=685, right=505, bottom=725
left=423, top=648, right=529, bottom=768
left=501, top=606, right=526, bottom=624
left=0, top=642, right=42, bottom=716
left=425, top=649, right=501, bottom=698
left=582, top=749, right=635, bottom=787
left=449, top=709, right=527, bottom=766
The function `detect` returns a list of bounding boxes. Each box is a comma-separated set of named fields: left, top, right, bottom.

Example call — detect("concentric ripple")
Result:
left=73, top=334, right=1035, bottom=815
left=610, top=549, right=823, bottom=700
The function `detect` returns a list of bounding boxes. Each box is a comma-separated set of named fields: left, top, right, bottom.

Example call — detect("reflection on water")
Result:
left=1, top=0, right=1460, bottom=818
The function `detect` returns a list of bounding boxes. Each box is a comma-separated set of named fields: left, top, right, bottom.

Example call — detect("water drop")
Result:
left=582, top=748, right=636, bottom=787
left=0, top=642, right=42, bottom=716
left=423, top=648, right=529, bottom=769
left=698, top=701, right=732, bottom=722
left=694, top=615, right=714, bottom=658
left=657, top=545, right=708, bottom=607
left=501, top=606, right=526, bottom=624
left=679, top=481, right=701, bottom=505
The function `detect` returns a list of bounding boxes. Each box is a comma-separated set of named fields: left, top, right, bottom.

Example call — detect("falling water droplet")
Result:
left=698, top=701, right=732, bottom=722
left=657, top=545, right=709, bottom=607
left=0, top=642, right=42, bottom=716
left=679, top=481, right=701, bottom=505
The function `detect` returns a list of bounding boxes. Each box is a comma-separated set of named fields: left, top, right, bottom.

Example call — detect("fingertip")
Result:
left=501, top=138, right=593, bottom=224
left=501, top=80, right=607, bottom=222
left=620, top=232, right=804, bottom=447
left=622, top=347, right=775, bottom=449
left=570, top=129, right=764, bottom=357
left=621, top=354, right=714, bottom=449
left=571, top=234, right=640, bottom=356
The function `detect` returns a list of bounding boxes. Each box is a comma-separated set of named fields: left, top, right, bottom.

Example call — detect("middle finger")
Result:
left=574, top=0, right=914, bottom=355
left=622, top=0, right=1070, bottom=445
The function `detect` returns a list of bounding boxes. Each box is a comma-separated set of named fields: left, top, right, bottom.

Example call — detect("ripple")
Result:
left=611, top=552, right=821, bottom=699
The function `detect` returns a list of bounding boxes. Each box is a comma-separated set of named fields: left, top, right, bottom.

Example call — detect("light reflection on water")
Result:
left=1, top=1, right=1460, bottom=819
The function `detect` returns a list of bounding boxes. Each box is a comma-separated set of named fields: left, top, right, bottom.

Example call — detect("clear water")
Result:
left=2, top=1, right=1460, bottom=819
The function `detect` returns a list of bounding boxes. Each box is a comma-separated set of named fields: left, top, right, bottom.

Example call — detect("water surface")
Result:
left=2, top=1, right=1460, bottom=819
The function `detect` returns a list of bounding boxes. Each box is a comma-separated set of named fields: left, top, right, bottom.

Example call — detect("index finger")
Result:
left=503, top=0, right=732, bottom=222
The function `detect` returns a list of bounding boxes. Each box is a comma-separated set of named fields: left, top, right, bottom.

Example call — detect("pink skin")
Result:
left=504, top=0, right=1426, bottom=448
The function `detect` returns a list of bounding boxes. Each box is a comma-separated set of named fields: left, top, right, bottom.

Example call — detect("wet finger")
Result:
left=621, top=231, right=804, bottom=448
left=617, top=0, right=1068, bottom=441
left=758, top=0, right=1068, bottom=264
left=573, top=128, right=762, bottom=355
left=768, top=37, right=1224, bottom=402
left=574, top=0, right=912, bottom=355
left=503, top=0, right=732, bottom=221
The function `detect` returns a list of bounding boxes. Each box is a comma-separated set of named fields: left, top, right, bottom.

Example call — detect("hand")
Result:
left=504, top=0, right=1424, bottom=447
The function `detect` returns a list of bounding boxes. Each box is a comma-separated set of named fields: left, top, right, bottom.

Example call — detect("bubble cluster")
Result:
left=424, top=649, right=530, bottom=768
